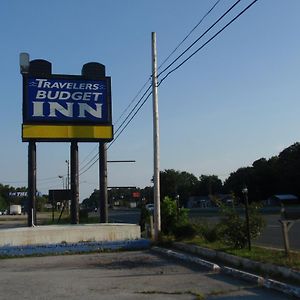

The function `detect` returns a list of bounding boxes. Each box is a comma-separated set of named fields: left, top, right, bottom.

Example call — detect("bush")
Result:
left=79, top=209, right=89, bottom=221
left=139, top=204, right=151, bottom=232
left=192, top=221, right=222, bottom=243
left=161, top=196, right=189, bottom=235
left=173, top=223, right=197, bottom=240
left=219, top=203, right=265, bottom=249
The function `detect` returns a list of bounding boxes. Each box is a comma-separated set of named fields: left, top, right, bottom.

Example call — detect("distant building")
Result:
left=187, top=196, right=212, bottom=208
left=265, top=194, right=299, bottom=206
left=187, top=194, right=235, bottom=208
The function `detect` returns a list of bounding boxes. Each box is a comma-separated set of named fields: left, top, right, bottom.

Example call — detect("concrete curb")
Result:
left=154, top=245, right=300, bottom=299
left=222, top=266, right=264, bottom=285
left=152, top=246, right=220, bottom=272
left=264, top=278, right=300, bottom=298
left=173, top=242, right=300, bottom=282
left=0, top=239, right=151, bottom=257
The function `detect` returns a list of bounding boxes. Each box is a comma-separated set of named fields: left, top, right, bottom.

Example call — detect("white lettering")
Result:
left=93, top=93, right=102, bottom=101
left=71, top=92, right=83, bottom=100
left=49, top=102, right=73, bottom=117
left=93, top=84, right=99, bottom=90
left=36, top=79, right=47, bottom=88
left=44, top=81, right=51, bottom=88
left=58, top=82, right=66, bottom=89
left=32, top=101, right=44, bottom=117
left=36, top=90, right=47, bottom=99
left=58, top=91, right=71, bottom=100
left=78, top=103, right=102, bottom=118
left=51, top=82, right=60, bottom=88
left=47, top=91, right=60, bottom=100
left=82, top=92, right=92, bottom=101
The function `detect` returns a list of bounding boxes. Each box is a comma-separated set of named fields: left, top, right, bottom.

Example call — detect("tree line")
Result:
left=81, top=142, right=300, bottom=208
left=2, top=142, right=300, bottom=210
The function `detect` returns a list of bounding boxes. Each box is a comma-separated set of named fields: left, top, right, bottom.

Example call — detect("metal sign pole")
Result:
left=99, top=142, right=108, bottom=223
left=70, top=141, right=79, bottom=224
left=28, top=141, right=36, bottom=226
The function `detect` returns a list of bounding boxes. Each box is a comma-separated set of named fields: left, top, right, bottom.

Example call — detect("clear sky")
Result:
left=1, top=0, right=300, bottom=201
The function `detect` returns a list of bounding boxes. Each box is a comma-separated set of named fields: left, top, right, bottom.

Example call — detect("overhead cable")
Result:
left=158, top=0, right=259, bottom=85
left=158, top=0, right=222, bottom=70
left=158, top=0, right=242, bottom=78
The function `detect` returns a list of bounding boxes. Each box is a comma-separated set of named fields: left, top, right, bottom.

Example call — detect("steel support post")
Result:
left=99, top=142, right=108, bottom=223
left=70, top=141, right=79, bottom=224
left=28, top=141, right=36, bottom=226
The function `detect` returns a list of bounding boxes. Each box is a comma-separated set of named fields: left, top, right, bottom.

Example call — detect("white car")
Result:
left=145, top=204, right=154, bottom=212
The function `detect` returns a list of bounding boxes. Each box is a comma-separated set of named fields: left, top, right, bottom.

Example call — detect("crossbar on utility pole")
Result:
left=152, top=32, right=161, bottom=240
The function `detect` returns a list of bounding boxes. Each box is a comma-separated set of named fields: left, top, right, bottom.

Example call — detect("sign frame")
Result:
left=22, top=74, right=113, bottom=142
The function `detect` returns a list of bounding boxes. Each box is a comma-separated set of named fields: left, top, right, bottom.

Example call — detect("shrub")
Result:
left=173, top=223, right=197, bottom=240
left=192, top=221, right=222, bottom=243
left=139, top=204, right=151, bottom=232
left=79, top=209, right=89, bottom=222
left=219, top=203, right=265, bottom=249
left=160, top=196, right=190, bottom=236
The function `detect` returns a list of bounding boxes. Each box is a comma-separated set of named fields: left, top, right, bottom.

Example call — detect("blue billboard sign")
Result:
left=25, top=77, right=111, bottom=124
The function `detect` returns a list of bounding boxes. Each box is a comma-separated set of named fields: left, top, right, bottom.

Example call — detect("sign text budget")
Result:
left=25, top=77, right=111, bottom=124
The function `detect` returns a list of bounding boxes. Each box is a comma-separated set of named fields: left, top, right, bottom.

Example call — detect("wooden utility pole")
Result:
left=152, top=32, right=161, bottom=240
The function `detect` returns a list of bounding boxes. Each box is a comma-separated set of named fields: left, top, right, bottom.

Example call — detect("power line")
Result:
left=79, top=150, right=99, bottom=173
left=79, top=90, right=153, bottom=176
left=114, top=84, right=152, bottom=135
left=111, top=0, right=259, bottom=147
left=79, top=0, right=259, bottom=175
left=78, top=1, right=224, bottom=171
left=80, top=144, right=98, bottom=166
left=108, top=90, right=153, bottom=150
left=158, top=0, right=259, bottom=85
left=158, top=0, right=222, bottom=71
left=79, top=155, right=99, bottom=176
left=78, top=85, right=152, bottom=174
left=158, top=0, right=242, bottom=78
left=109, top=0, right=244, bottom=151
left=114, top=77, right=151, bottom=126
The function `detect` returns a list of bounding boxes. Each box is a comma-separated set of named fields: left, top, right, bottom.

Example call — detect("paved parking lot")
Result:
left=0, top=250, right=293, bottom=300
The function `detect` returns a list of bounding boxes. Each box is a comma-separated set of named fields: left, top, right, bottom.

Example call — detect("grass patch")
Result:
left=185, top=236, right=300, bottom=270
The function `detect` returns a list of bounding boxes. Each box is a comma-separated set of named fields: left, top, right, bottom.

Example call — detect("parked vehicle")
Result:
left=145, top=203, right=154, bottom=212
left=9, top=205, right=22, bottom=215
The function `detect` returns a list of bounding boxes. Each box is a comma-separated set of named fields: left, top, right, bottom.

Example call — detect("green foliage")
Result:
left=224, top=142, right=300, bottom=201
left=159, top=196, right=197, bottom=240
left=139, top=204, right=151, bottom=232
left=161, top=196, right=189, bottom=235
left=218, top=203, right=265, bottom=249
left=160, top=169, right=198, bottom=206
left=173, top=223, right=197, bottom=240
left=194, top=221, right=222, bottom=243
left=79, top=209, right=89, bottom=221
left=36, top=195, right=48, bottom=211
left=195, top=175, right=223, bottom=196
left=81, top=189, right=100, bottom=209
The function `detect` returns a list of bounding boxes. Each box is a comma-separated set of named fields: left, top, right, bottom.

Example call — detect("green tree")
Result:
left=160, top=169, right=198, bottom=206
left=195, top=175, right=223, bottom=196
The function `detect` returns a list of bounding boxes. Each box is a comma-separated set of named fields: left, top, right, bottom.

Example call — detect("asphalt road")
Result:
left=0, top=250, right=292, bottom=300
